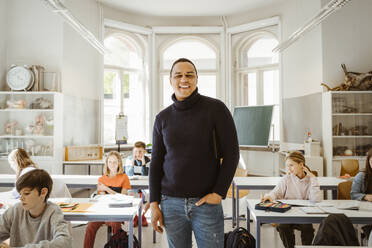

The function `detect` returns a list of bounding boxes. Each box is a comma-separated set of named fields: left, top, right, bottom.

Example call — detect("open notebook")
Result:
left=300, top=201, right=360, bottom=214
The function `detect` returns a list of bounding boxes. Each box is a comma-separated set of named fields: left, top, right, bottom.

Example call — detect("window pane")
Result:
left=248, top=73, right=257, bottom=106
left=162, top=74, right=217, bottom=109
left=163, top=40, right=216, bottom=70
left=163, top=75, right=173, bottom=108
left=104, top=71, right=145, bottom=144
left=104, top=36, right=142, bottom=69
left=198, top=75, right=216, bottom=98
left=104, top=71, right=116, bottom=99
left=104, top=70, right=121, bottom=144
left=246, top=38, right=278, bottom=67
left=268, top=105, right=280, bottom=141
left=123, top=73, right=145, bottom=144
left=263, top=70, right=279, bottom=105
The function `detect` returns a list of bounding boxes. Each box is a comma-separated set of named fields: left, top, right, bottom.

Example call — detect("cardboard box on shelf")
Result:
left=65, top=145, right=103, bottom=161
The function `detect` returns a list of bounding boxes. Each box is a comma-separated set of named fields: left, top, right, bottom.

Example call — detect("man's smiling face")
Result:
left=170, top=62, right=198, bottom=101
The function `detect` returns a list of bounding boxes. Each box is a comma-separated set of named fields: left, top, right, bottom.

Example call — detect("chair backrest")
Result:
left=340, top=159, right=359, bottom=177
left=50, top=178, right=72, bottom=198
left=226, top=167, right=249, bottom=199
left=311, top=170, right=318, bottom=177
left=337, top=181, right=352, bottom=200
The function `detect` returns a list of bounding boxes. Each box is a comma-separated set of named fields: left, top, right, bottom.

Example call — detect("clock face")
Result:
left=6, top=66, right=34, bottom=91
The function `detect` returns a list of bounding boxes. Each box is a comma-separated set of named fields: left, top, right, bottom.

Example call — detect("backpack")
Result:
left=312, top=213, right=359, bottom=246
left=224, top=227, right=256, bottom=248
left=104, top=229, right=139, bottom=248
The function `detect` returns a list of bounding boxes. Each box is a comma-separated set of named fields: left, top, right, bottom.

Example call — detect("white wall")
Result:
left=103, top=5, right=221, bottom=27
left=62, top=0, right=103, bottom=100
left=5, top=0, right=63, bottom=76
left=3, top=0, right=102, bottom=147
left=0, top=0, right=7, bottom=89
left=321, top=0, right=372, bottom=87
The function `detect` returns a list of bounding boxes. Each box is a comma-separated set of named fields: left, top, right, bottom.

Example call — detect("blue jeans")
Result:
left=160, top=194, right=224, bottom=248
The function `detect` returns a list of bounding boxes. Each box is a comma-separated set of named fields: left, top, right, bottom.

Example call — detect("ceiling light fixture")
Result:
left=41, top=0, right=106, bottom=55
left=273, top=0, right=352, bottom=53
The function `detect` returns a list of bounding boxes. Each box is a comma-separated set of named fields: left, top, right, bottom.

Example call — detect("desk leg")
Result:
left=107, top=225, right=112, bottom=242
left=153, top=229, right=156, bottom=243
left=129, top=219, right=133, bottom=248
left=236, top=187, right=240, bottom=228
left=138, top=203, right=142, bottom=248
left=246, top=205, right=250, bottom=232
left=256, top=220, right=261, bottom=248
left=332, top=189, right=337, bottom=200
left=232, top=182, right=235, bottom=228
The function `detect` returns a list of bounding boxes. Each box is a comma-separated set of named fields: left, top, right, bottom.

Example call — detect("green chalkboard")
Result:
left=233, top=105, right=274, bottom=147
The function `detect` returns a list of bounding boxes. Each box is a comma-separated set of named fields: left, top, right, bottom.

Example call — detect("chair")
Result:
left=50, top=178, right=72, bottom=198
left=340, top=159, right=359, bottom=177
left=337, top=181, right=352, bottom=200
left=311, top=170, right=318, bottom=177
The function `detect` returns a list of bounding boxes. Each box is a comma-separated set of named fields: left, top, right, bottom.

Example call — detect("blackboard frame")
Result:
left=233, top=105, right=274, bottom=147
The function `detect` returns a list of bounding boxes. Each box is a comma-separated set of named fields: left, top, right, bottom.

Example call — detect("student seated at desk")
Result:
left=84, top=151, right=131, bottom=248
left=262, top=151, right=322, bottom=248
left=0, top=169, right=72, bottom=248
left=8, top=148, right=38, bottom=199
left=125, top=141, right=150, bottom=176
left=351, top=148, right=372, bottom=243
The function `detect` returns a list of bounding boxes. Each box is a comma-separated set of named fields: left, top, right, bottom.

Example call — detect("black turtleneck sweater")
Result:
left=149, top=89, right=239, bottom=203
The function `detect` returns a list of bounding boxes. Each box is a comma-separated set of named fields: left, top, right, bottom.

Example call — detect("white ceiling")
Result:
left=99, top=0, right=284, bottom=16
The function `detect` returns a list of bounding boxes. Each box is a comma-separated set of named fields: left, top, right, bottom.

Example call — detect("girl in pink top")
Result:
left=263, top=151, right=322, bottom=248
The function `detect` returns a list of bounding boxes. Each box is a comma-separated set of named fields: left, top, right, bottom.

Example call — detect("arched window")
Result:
left=161, top=38, right=217, bottom=108
left=237, top=35, right=280, bottom=142
left=103, top=33, right=145, bottom=144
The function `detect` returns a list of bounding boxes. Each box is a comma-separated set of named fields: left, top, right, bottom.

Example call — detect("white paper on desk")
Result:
left=318, top=206, right=343, bottom=214
left=128, top=176, right=139, bottom=180
left=360, top=202, right=372, bottom=212
left=48, top=198, right=73, bottom=204
left=300, top=207, right=326, bottom=214
left=280, top=200, right=316, bottom=207
left=334, top=201, right=360, bottom=210
left=93, top=194, right=134, bottom=203
left=301, top=206, right=344, bottom=214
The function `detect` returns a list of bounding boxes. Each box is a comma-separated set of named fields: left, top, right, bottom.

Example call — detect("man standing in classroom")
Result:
left=149, top=58, right=240, bottom=248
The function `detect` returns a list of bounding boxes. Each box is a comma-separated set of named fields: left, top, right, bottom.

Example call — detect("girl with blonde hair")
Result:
left=7, top=148, right=38, bottom=198
left=262, top=151, right=322, bottom=248
left=84, top=151, right=131, bottom=248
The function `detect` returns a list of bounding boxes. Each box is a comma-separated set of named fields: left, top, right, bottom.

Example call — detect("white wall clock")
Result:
left=6, top=65, right=35, bottom=91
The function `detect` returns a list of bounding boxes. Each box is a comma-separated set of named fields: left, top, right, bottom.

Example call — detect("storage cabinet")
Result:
left=0, top=92, right=63, bottom=173
left=322, top=91, right=372, bottom=176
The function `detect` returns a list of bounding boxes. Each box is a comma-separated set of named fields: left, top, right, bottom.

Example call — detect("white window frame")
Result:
left=103, top=25, right=149, bottom=145
left=228, top=17, right=282, bottom=143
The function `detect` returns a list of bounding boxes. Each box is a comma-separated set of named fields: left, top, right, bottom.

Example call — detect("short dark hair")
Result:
left=134, top=141, right=146, bottom=150
left=16, top=169, right=53, bottom=202
left=170, top=58, right=198, bottom=77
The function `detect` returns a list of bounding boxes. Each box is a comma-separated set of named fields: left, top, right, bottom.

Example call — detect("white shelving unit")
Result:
left=322, top=91, right=372, bottom=176
left=0, top=91, right=63, bottom=173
